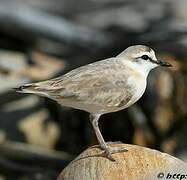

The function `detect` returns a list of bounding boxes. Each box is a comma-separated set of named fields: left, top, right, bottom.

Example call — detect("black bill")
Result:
left=150, top=59, right=172, bottom=67
left=157, top=60, right=172, bottom=67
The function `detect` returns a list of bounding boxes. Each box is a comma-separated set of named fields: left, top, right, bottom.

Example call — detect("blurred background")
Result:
left=0, top=0, right=187, bottom=179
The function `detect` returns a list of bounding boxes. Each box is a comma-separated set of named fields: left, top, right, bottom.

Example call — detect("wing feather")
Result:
left=45, top=58, right=134, bottom=107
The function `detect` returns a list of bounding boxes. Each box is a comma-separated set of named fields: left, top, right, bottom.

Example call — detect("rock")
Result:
left=58, top=143, right=187, bottom=180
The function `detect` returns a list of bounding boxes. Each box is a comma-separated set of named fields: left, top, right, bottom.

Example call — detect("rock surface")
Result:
left=58, top=143, right=187, bottom=180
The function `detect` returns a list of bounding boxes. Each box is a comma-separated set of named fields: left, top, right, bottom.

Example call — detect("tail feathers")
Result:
left=13, top=83, right=49, bottom=97
left=13, top=84, right=35, bottom=92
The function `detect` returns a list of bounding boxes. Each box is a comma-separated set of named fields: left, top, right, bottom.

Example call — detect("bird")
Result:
left=14, top=45, right=172, bottom=161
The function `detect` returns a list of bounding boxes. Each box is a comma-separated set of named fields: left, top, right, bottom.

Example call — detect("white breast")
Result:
left=119, top=60, right=148, bottom=109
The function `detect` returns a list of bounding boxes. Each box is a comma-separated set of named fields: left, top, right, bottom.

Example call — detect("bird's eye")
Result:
left=141, top=55, right=149, bottom=60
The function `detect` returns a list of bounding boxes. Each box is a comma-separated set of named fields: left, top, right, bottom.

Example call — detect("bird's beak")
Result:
left=149, top=59, right=172, bottom=67
left=157, top=59, right=172, bottom=67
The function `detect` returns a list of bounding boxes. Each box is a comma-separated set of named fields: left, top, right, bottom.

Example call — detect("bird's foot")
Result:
left=106, top=141, right=123, bottom=145
left=90, top=141, right=123, bottom=149
left=100, top=143, right=128, bottom=162
left=103, top=147, right=115, bottom=161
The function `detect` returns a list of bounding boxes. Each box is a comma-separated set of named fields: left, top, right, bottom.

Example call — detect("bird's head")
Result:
left=117, top=45, right=172, bottom=73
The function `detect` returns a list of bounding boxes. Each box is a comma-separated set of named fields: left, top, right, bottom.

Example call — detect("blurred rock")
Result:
left=21, top=51, right=66, bottom=81
left=18, top=109, right=60, bottom=149
left=75, top=1, right=166, bottom=32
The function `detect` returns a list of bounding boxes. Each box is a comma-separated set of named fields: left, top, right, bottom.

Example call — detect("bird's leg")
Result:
left=89, top=114, right=115, bottom=161
left=89, top=114, right=128, bottom=161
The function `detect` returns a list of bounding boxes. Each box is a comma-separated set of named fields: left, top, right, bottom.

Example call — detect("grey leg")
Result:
left=89, top=113, right=115, bottom=161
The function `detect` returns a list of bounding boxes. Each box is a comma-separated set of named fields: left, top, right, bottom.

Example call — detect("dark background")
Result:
left=0, top=0, right=187, bottom=179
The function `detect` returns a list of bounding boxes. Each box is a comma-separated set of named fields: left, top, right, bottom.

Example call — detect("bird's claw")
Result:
left=101, top=144, right=128, bottom=161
